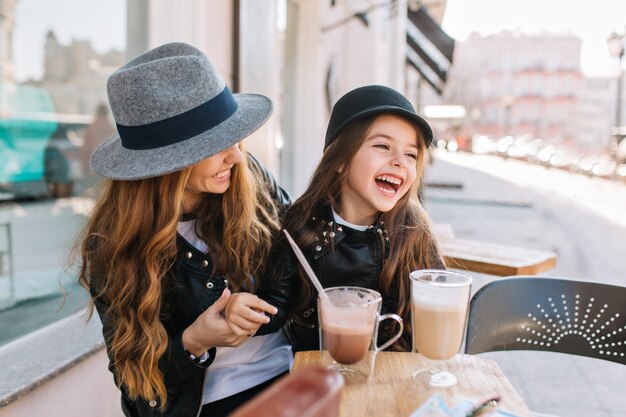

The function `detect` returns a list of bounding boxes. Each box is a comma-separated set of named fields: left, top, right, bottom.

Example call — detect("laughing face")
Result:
left=182, top=143, right=244, bottom=211
left=338, top=114, right=419, bottom=225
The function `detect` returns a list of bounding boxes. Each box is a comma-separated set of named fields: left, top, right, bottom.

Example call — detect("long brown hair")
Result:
left=77, top=146, right=280, bottom=409
left=284, top=114, right=444, bottom=351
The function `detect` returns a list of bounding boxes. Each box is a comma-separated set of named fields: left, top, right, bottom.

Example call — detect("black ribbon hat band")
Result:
left=116, top=86, right=238, bottom=150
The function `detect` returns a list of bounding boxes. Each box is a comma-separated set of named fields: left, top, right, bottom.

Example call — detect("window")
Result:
left=0, top=0, right=126, bottom=346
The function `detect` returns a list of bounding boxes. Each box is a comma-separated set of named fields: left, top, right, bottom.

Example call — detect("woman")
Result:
left=78, top=42, right=292, bottom=417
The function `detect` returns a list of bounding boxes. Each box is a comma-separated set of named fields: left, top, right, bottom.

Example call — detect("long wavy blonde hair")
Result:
left=284, top=115, right=444, bottom=351
left=78, top=146, right=280, bottom=409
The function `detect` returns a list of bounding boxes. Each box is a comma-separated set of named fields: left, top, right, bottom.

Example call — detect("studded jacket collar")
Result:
left=308, top=205, right=389, bottom=261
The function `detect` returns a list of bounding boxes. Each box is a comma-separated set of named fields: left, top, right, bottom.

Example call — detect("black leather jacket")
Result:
left=276, top=203, right=445, bottom=353
left=90, top=155, right=291, bottom=417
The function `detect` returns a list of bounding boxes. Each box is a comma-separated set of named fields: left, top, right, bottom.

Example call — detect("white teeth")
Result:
left=214, top=169, right=229, bottom=178
left=376, top=175, right=402, bottom=185
left=378, top=187, right=396, bottom=195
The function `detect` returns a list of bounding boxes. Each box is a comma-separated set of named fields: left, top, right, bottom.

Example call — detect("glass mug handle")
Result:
left=375, top=313, right=404, bottom=352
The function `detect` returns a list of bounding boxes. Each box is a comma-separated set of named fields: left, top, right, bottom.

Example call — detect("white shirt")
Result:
left=177, top=220, right=293, bottom=403
left=332, top=208, right=370, bottom=231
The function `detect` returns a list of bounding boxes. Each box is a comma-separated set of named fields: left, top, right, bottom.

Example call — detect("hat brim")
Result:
left=90, top=93, right=272, bottom=180
left=327, top=105, right=434, bottom=148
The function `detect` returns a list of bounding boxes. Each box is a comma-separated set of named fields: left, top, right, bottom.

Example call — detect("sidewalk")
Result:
left=424, top=151, right=626, bottom=417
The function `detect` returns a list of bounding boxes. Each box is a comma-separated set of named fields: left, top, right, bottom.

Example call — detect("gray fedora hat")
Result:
left=90, top=42, right=273, bottom=180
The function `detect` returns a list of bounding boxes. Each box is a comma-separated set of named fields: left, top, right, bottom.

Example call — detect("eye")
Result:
left=406, top=152, right=417, bottom=160
left=374, top=143, right=390, bottom=150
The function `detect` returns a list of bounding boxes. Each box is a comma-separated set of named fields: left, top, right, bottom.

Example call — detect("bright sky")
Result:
left=12, top=0, right=626, bottom=80
left=442, top=0, right=626, bottom=77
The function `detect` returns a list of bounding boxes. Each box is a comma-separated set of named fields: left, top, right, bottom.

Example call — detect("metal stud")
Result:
left=185, top=251, right=193, bottom=259
left=149, top=400, right=157, bottom=408
left=206, top=282, right=214, bottom=289
left=323, top=231, right=327, bottom=237
left=315, top=246, right=322, bottom=251
left=337, top=227, right=343, bottom=232
left=201, top=260, right=209, bottom=268
left=329, top=232, right=335, bottom=238
left=224, top=279, right=229, bottom=286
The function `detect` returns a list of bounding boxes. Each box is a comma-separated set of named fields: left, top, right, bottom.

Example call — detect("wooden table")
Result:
left=441, top=237, right=557, bottom=276
left=433, top=223, right=557, bottom=277
left=293, top=351, right=533, bottom=417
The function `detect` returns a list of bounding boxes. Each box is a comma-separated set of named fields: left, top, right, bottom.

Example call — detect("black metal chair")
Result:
left=465, top=276, right=626, bottom=365
left=466, top=276, right=626, bottom=417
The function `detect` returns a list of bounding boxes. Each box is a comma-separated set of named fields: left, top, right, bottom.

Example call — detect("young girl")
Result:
left=272, top=85, right=445, bottom=352
left=78, top=43, right=292, bottom=417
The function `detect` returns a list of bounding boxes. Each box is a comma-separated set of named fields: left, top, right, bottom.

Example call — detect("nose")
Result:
left=391, top=150, right=406, bottom=169
left=224, top=143, right=244, bottom=164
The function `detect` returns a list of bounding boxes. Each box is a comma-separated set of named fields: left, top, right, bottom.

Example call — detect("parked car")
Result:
left=0, top=85, right=93, bottom=200
left=470, top=135, right=498, bottom=155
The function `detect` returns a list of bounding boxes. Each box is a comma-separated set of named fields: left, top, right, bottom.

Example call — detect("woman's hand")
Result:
left=224, top=292, right=278, bottom=336
left=182, top=288, right=259, bottom=355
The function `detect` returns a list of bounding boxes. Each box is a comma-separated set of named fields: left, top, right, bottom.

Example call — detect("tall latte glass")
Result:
left=410, top=270, right=472, bottom=387
left=319, top=287, right=403, bottom=380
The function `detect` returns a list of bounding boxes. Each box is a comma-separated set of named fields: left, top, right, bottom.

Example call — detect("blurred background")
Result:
left=1, top=1, right=625, bottom=416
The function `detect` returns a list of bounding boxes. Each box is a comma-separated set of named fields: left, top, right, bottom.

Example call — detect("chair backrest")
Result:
left=465, top=276, right=626, bottom=365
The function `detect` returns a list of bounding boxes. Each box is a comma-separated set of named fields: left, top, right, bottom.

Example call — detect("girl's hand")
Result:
left=224, top=292, right=278, bottom=336
left=182, top=288, right=256, bottom=355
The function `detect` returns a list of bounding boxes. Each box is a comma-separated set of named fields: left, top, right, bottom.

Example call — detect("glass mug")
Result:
left=318, top=286, right=403, bottom=379
left=410, top=269, right=472, bottom=387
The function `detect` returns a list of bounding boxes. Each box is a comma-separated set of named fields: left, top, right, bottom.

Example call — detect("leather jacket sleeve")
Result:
left=246, top=153, right=294, bottom=335
left=255, top=233, right=299, bottom=335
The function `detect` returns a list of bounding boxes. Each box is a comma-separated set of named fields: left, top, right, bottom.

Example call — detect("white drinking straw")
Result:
left=282, top=229, right=330, bottom=301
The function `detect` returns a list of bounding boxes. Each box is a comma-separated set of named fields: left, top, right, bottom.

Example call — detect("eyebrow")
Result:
left=367, top=134, right=419, bottom=149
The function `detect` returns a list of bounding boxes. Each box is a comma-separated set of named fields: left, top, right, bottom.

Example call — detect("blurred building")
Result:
left=577, top=77, right=613, bottom=152
left=445, top=31, right=584, bottom=145
left=26, top=31, right=125, bottom=115
left=405, top=2, right=454, bottom=137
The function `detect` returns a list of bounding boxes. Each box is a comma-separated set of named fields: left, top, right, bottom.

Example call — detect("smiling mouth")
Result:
left=375, top=174, right=403, bottom=195
left=213, top=169, right=231, bottom=179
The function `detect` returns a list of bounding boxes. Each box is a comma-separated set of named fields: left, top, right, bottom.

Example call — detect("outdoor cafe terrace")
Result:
left=2, top=150, right=625, bottom=417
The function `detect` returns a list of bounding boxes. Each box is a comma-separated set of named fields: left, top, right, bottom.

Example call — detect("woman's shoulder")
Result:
left=247, top=153, right=292, bottom=205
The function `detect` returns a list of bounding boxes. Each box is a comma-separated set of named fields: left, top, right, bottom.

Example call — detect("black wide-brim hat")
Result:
left=324, top=85, right=433, bottom=150
left=90, top=42, right=272, bottom=180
